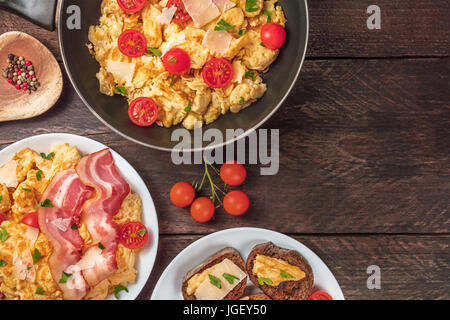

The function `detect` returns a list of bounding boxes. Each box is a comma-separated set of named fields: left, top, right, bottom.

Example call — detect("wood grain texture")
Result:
left=139, top=234, right=450, bottom=300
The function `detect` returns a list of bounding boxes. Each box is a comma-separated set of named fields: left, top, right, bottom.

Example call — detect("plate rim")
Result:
left=150, top=227, right=344, bottom=300
left=0, top=133, right=159, bottom=300
left=57, top=0, right=310, bottom=152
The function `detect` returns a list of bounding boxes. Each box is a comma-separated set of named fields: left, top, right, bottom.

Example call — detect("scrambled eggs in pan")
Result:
left=0, top=144, right=141, bottom=300
left=88, top=0, right=286, bottom=129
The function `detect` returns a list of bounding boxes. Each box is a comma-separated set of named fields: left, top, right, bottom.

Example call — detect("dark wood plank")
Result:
left=138, top=234, right=450, bottom=300
left=0, top=58, right=448, bottom=234
left=0, top=0, right=449, bottom=58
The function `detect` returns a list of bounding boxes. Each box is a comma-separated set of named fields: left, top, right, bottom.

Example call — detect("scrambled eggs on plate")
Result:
left=0, top=144, right=142, bottom=300
left=88, top=0, right=286, bottom=129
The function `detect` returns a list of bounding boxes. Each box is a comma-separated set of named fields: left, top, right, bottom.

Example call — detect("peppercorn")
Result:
left=8, top=54, right=14, bottom=60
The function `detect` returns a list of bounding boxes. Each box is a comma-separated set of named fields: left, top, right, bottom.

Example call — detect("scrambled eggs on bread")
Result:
left=88, top=0, right=286, bottom=129
left=0, top=145, right=142, bottom=300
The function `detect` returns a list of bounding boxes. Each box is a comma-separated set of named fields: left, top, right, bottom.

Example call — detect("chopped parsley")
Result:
left=35, top=199, right=53, bottom=209
left=32, top=248, right=41, bottom=262
left=0, top=227, right=9, bottom=242
left=145, top=47, right=162, bottom=57
left=170, top=75, right=176, bottom=87
left=116, top=86, right=126, bottom=95
left=35, top=288, right=45, bottom=295
left=0, top=195, right=2, bottom=202
left=36, top=170, right=42, bottom=181
left=264, top=10, right=272, bottom=22
left=137, top=228, right=147, bottom=237
left=239, top=97, right=245, bottom=104
left=40, top=152, right=54, bottom=160
left=215, top=19, right=235, bottom=31
left=280, top=269, right=295, bottom=279
left=71, top=223, right=78, bottom=230
left=257, top=277, right=273, bottom=286
left=184, top=101, right=192, bottom=113
left=223, top=273, right=239, bottom=284
left=0, top=259, right=7, bottom=267
left=260, top=42, right=266, bottom=47
left=209, top=274, right=221, bottom=289
left=22, top=187, right=32, bottom=192
left=245, top=0, right=259, bottom=12
left=114, top=285, right=129, bottom=299
left=98, top=242, right=105, bottom=250
left=168, top=57, right=177, bottom=63
left=238, top=29, right=246, bottom=37
left=245, top=71, right=256, bottom=80
left=59, top=271, right=72, bottom=284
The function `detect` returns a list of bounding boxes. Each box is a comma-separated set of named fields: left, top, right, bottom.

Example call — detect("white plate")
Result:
left=151, top=227, right=344, bottom=300
left=0, top=133, right=159, bottom=300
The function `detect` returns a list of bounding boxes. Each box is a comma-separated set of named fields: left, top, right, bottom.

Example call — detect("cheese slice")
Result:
left=182, top=0, right=221, bottom=27
left=194, top=258, right=247, bottom=300
left=0, top=160, right=19, bottom=188
left=202, top=30, right=232, bottom=54
left=157, top=5, right=177, bottom=25
left=212, top=0, right=236, bottom=13
left=106, top=60, right=135, bottom=84
left=77, top=246, right=102, bottom=270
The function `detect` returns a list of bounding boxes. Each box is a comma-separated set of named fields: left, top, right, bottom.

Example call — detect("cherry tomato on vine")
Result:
left=118, top=29, right=147, bottom=58
left=190, top=197, right=215, bottom=223
left=162, top=48, right=191, bottom=75
left=261, top=22, right=286, bottom=50
left=220, top=161, right=247, bottom=186
left=117, top=0, right=147, bottom=14
left=202, top=58, right=234, bottom=89
left=308, top=291, right=333, bottom=300
left=223, top=190, right=249, bottom=216
left=170, top=182, right=195, bottom=207
left=166, top=0, right=191, bottom=23
left=21, top=212, right=39, bottom=229
left=118, top=221, right=149, bottom=249
left=128, top=97, right=159, bottom=127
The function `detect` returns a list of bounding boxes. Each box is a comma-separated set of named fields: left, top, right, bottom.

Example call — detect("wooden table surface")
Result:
left=0, top=1, right=449, bottom=300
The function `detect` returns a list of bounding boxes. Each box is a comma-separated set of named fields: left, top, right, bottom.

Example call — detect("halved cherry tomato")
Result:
left=162, top=48, right=191, bottom=75
left=190, top=197, right=215, bottom=223
left=220, top=161, right=247, bottom=186
left=117, top=0, right=147, bottom=14
left=261, top=22, right=286, bottom=50
left=128, top=97, right=158, bottom=127
left=21, top=212, right=39, bottom=229
left=170, top=182, right=195, bottom=208
left=119, top=222, right=149, bottom=249
left=166, top=0, right=191, bottom=23
left=118, top=29, right=147, bottom=58
left=202, top=58, right=234, bottom=89
left=223, top=190, right=249, bottom=216
left=308, top=291, right=333, bottom=300
left=0, top=214, right=6, bottom=224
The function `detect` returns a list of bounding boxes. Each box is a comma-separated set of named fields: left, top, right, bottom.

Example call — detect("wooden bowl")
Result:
left=0, top=31, right=62, bottom=122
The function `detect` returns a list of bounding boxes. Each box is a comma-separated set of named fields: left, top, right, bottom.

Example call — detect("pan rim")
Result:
left=57, top=0, right=309, bottom=153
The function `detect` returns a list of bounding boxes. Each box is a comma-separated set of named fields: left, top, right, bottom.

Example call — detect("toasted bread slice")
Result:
left=246, top=242, right=314, bottom=300
left=241, top=293, right=272, bottom=300
left=182, top=247, right=247, bottom=300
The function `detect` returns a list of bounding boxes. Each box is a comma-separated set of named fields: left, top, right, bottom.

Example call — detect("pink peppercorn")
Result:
left=25, top=74, right=30, bottom=79
left=25, top=60, right=31, bottom=66
left=7, top=79, right=13, bottom=84
left=15, top=84, right=20, bottom=90
left=17, top=71, right=22, bottom=76
left=22, top=86, right=28, bottom=91
left=14, top=68, right=19, bottom=72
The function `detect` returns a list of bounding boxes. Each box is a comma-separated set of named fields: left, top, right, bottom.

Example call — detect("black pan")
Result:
left=1, top=0, right=309, bottom=151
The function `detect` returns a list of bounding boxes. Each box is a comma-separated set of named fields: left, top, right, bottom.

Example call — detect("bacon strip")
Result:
left=37, top=169, right=92, bottom=300
left=76, top=149, right=130, bottom=287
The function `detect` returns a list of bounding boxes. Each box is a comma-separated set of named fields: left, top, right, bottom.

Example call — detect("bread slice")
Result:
left=246, top=242, right=314, bottom=300
left=241, top=293, right=272, bottom=300
left=182, top=247, right=247, bottom=300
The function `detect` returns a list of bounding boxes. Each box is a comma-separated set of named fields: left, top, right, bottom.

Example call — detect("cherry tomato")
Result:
left=21, top=212, right=39, bottom=229
left=118, top=29, right=147, bottom=58
left=220, top=161, right=247, bottom=186
left=261, top=22, right=286, bottom=50
left=119, top=222, right=149, bottom=249
left=0, top=214, right=6, bottom=224
left=162, top=48, right=191, bottom=76
left=223, top=190, right=249, bottom=216
left=308, top=291, right=333, bottom=300
left=170, top=182, right=195, bottom=207
left=190, top=197, right=215, bottom=223
left=128, top=97, right=158, bottom=127
left=202, top=58, right=234, bottom=89
left=166, top=0, right=191, bottom=23
left=117, top=0, right=147, bottom=14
